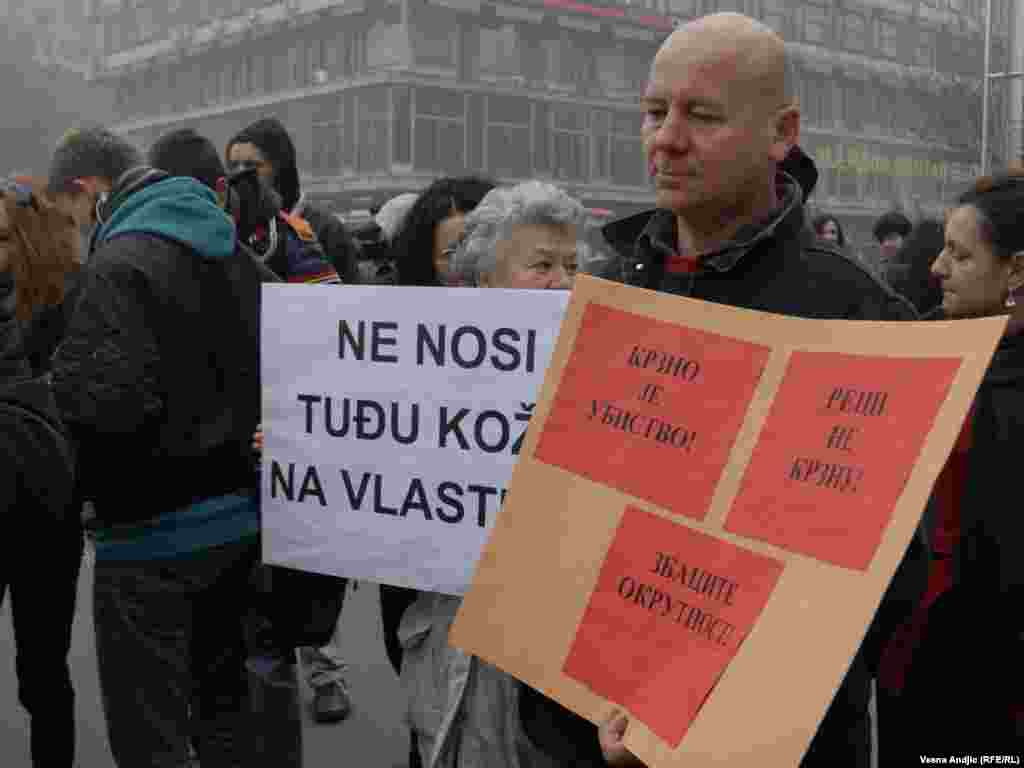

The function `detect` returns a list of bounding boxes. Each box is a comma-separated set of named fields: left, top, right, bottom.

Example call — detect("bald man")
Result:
left=517, top=13, right=930, bottom=768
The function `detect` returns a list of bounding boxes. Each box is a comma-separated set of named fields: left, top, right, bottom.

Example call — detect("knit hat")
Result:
left=149, top=128, right=226, bottom=192
left=226, top=118, right=301, bottom=211
left=47, top=124, right=144, bottom=194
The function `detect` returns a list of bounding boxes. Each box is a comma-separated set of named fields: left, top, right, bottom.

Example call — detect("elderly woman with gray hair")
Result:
left=398, top=180, right=604, bottom=768
left=447, top=180, right=581, bottom=289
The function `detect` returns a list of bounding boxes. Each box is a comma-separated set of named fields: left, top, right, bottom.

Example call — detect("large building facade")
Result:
left=89, top=0, right=1017, bottom=252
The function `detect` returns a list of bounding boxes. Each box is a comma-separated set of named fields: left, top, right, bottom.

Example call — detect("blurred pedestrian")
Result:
left=227, top=117, right=361, bottom=284
left=0, top=177, right=82, bottom=768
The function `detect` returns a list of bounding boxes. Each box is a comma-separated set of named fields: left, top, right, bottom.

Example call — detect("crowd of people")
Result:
left=2, top=10, right=1022, bottom=768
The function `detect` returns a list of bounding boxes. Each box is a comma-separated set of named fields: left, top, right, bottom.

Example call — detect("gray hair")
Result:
left=47, top=124, right=144, bottom=193
left=451, top=180, right=585, bottom=285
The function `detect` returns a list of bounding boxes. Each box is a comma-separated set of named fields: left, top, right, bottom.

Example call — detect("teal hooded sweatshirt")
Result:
left=90, top=176, right=260, bottom=561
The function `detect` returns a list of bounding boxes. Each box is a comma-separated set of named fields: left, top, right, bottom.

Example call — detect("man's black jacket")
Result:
left=520, top=166, right=930, bottom=767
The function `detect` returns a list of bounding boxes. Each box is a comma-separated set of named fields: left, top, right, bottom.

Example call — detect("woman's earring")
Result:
left=1006, top=294, right=1017, bottom=308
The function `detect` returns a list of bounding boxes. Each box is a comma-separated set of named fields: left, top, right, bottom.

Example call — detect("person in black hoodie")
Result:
left=0, top=178, right=80, bottom=768
left=896, top=170, right=1024, bottom=753
left=519, top=15, right=928, bottom=767
left=226, top=117, right=360, bottom=284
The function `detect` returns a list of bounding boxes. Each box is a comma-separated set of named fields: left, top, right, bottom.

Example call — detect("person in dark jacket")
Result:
left=811, top=212, right=846, bottom=248
left=884, top=219, right=944, bottom=316
left=47, top=125, right=264, bottom=767
left=393, top=176, right=497, bottom=286
left=147, top=125, right=304, bottom=768
left=226, top=118, right=354, bottom=724
left=0, top=178, right=81, bottom=768
left=519, top=14, right=928, bottom=768
left=896, top=170, right=1024, bottom=753
left=873, top=210, right=913, bottom=268
left=226, top=116, right=360, bottom=284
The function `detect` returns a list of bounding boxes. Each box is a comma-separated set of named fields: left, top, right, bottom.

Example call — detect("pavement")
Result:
left=0, top=544, right=410, bottom=767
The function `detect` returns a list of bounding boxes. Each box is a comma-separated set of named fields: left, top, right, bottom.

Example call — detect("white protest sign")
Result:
left=261, top=285, right=569, bottom=595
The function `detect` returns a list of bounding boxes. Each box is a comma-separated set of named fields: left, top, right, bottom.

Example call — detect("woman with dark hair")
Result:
left=884, top=219, right=944, bottom=316
left=893, top=170, right=1024, bottom=753
left=378, top=175, right=495, bottom=768
left=393, top=176, right=497, bottom=286
left=811, top=213, right=846, bottom=248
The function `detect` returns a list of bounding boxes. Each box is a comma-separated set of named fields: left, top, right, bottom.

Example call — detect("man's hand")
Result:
left=598, top=709, right=646, bottom=767
left=252, top=424, right=263, bottom=454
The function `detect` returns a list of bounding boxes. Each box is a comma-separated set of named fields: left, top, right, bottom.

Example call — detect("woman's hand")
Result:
left=252, top=425, right=263, bottom=454
left=598, top=709, right=646, bottom=767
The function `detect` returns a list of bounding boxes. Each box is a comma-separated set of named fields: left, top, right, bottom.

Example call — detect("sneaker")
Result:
left=312, top=679, right=351, bottom=723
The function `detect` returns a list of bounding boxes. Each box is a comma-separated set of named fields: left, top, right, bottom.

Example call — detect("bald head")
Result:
left=658, top=13, right=792, bottom=109
left=640, top=13, right=800, bottom=231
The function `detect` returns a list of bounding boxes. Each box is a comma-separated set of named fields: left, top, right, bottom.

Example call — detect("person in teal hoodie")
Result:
left=48, top=125, right=264, bottom=767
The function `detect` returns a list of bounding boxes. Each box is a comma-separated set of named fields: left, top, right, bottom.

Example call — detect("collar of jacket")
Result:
left=604, top=171, right=804, bottom=282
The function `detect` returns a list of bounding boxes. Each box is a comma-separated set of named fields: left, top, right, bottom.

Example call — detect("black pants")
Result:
left=379, top=584, right=422, bottom=768
left=0, top=521, right=83, bottom=768
left=93, top=538, right=259, bottom=768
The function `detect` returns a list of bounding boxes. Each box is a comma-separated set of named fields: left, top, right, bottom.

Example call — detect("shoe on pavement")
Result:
left=313, top=680, right=352, bottom=723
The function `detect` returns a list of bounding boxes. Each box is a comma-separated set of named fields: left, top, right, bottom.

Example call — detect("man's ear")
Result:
left=769, top=105, right=800, bottom=164
left=1007, top=251, right=1024, bottom=295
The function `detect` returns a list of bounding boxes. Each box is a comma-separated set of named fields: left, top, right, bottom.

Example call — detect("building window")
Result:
left=411, top=8, right=456, bottom=70
left=595, top=45, right=630, bottom=92
left=611, top=110, right=644, bottom=187
left=312, top=96, right=343, bottom=175
left=290, top=42, right=307, bottom=88
left=201, top=61, right=219, bottom=106
left=803, top=4, right=831, bottom=46
left=759, top=0, right=789, bottom=36
left=916, top=28, right=937, bottom=69
left=797, top=70, right=830, bottom=127
left=841, top=12, right=867, bottom=52
left=486, top=94, right=531, bottom=180
left=592, top=110, right=611, bottom=181
left=550, top=105, right=590, bottom=182
left=541, top=35, right=589, bottom=87
left=837, top=153, right=859, bottom=200
left=368, top=18, right=410, bottom=70
left=667, top=0, right=699, bottom=14
left=358, top=88, right=391, bottom=172
left=414, top=86, right=466, bottom=173
left=105, top=19, right=122, bottom=53
left=479, top=24, right=521, bottom=79
left=136, top=4, right=157, bottom=42
left=877, top=18, right=901, bottom=59
left=393, top=85, right=412, bottom=166
left=841, top=79, right=867, bottom=132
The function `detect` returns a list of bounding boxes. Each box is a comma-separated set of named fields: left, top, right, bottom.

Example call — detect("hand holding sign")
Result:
left=599, top=710, right=646, bottom=768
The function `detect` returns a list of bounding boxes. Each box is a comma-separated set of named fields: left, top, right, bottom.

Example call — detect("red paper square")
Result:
left=564, top=505, right=784, bottom=747
left=726, top=351, right=962, bottom=569
left=535, top=303, right=770, bottom=519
